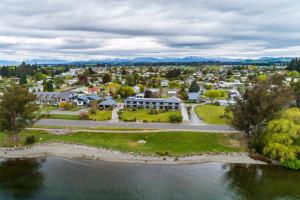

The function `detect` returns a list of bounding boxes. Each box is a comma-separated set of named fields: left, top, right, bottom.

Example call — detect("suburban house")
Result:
left=75, top=94, right=115, bottom=106
left=188, top=92, right=200, bottom=102
left=35, top=91, right=77, bottom=105
left=133, top=85, right=140, bottom=94
left=144, top=88, right=160, bottom=97
left=161, top=80, right=169, bottom=87
left=218, top=99, right=236, bottom=106
left=167, top=90, right=178, bottom=97
left=98, top=99, right=116, bottom=109
left=124, top=96, right=181, bottom=110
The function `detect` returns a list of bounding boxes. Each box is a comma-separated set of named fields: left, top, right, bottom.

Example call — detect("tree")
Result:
left=102, top=73, right=112, bottom=84
left=165, top=68, right=181, bottom=79
left=292, top=81, right=300, bottom=107
left=263, top=119, right=299, bottom=162
left=169, top=81, right=180, bottom=89
left=286, top=58, right=300, bottom=72
left=0, top=85, right=38, bottom=142
left=179, top=85, right=188, bottom=100
left=118, top=86, right=135, bottom=98
left=43, top=80, right=54, bottom=92
left=204, top=90, right=227, bottom=103
left=144, top=89, right=154, bottom=98
left=19, top=75, right=27, bottom=85
left=230, top=77, right=294, bottom=138
left=78, top=74, right=88, bottom=85
left=189, top=80, right=200, bottom=92
left=137, top=84, right=144, bottom=93
left=108, top=82, right=121, bottom=98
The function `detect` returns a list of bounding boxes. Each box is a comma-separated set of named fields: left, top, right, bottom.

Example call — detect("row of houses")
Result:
left=124, top=96, right=181, bottom=110
left=35, top=92, right=116, bottom=108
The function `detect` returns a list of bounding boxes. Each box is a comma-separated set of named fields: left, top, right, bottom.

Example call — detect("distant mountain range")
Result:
left=0, top=56, right=293, bottom=66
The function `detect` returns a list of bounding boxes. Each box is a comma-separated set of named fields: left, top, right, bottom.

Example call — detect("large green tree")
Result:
left=189, top=80, right=200, bottom=92
left=230, top=76, right=294, bottom=138
left=286, top=58, right=300, bottom=72
left=0, top=85, right=38, bottom=142
left=203, top=90, right=227, bottom=103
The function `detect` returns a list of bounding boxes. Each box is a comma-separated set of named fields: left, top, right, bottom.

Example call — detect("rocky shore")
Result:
left=0, top=143, right=266, bottom=165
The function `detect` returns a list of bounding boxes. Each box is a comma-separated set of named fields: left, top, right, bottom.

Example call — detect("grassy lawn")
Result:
left=195, top=105, right=227, bottom=124
left=119, top=109, right=182, bottom=123
left=42, top=114, right=81, bottom=120
left=39, top=106, right=58, bottom=113
left=88, top=110, right=112, bottom=121
left=0, top=130, right=245, bottom=155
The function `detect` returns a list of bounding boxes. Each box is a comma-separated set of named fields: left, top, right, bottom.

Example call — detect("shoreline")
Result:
left=0, top=143, right=266, bottom=165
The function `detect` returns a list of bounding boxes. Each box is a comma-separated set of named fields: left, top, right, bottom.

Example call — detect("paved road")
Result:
left=36, top=119, right=237, bottom=132
left=189, top=104, right=205, bottom=125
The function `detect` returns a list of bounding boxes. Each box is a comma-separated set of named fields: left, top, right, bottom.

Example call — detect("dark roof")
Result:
left=125, top=97, right=181, bottom=103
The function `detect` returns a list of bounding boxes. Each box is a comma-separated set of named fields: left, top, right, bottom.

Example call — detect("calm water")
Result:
left=0, top=157, right=299, bottom=200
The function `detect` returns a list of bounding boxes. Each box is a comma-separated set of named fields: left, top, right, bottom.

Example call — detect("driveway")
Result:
left=189, top=104, right=205, bottom=125
left=111, top=103, right=124, bottom=122
left=180, top=103, right=190, bottom=123
left=36, top=119, right=237, bottom=132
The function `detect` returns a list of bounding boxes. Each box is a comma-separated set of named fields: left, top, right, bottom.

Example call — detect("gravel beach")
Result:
left=0, top=143, right=266, bottom=165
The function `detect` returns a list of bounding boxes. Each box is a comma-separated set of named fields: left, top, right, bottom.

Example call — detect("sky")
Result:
left=1, top=0, right=300, bottom=61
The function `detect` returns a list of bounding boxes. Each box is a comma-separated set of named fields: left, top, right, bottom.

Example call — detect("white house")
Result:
left=133, top=85, right=140, bottom=94
left=161, top=80, right=169, bottom=87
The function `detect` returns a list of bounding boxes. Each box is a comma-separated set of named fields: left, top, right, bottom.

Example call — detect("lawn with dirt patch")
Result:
left=119, top=109, right=182, bottom=123
left=195, top=105, right=227, bottom=124
left=0, top=130, right=245, bottom=156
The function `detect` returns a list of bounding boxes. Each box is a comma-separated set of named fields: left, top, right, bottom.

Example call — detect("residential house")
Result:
left=124, top=96, right=181, bottom=110
left=99, top=99, right=116, bottom=109
left=133, top=85, right=140, bottom=94
left=188, top=92, right=200, bottom=102
left=76, top=94, right=102, bottom=106
left=167, top=89, right=178, bottom=97
left=35, top=91, right=77, bottom=105
left=161, top=80, right=169, bottom=87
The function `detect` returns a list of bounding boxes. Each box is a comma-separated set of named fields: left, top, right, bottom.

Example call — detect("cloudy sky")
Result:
left=1, top=0, right=300, bottom=61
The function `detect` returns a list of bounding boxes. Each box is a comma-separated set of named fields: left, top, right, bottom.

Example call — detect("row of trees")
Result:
left=228, top=73, right=300, bottom=169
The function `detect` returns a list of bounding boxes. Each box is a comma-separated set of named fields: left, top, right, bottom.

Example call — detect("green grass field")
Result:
left=42, top=114, right=81, bottom=120
left=119, top=109, right=182, bottom=123
left=88, top=110, right=112, bottom=121
left=195, top=105, right=227, bottom=124
left=0, top=130, right=244, bottom=155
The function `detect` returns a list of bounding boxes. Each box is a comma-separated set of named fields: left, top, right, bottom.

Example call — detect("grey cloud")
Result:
left=0, top=0, right=300, bottom=60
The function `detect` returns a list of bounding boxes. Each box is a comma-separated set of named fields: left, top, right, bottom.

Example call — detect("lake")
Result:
left=0, top=157, right=299, bottom=200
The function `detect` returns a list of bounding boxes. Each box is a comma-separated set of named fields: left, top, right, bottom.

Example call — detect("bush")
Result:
left=25, top=135, right=36, bottom=145
left=59, top=102, right=75, bottom=111
left=169, top=114, right=183, bottom=123
left=281, top=159, right=300, bottom=170
left=89, top=108, right=97, bottom=114
left=79, top=111, right=89, bottom=120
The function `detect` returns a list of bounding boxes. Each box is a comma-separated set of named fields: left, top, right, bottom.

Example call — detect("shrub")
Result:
left=25, top=135, right=36, bottom=145
left=79, top=111, right=89, bottom=120
left=89, top=108, right=97, bottom=115
left=59, top=102, right=74, bottom=111
left=169, top=114, right=183, bottom=123
left=281, top=159, right=300, bottom=170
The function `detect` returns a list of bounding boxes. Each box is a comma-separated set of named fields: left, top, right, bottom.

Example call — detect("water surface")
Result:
left=0, top=157, right=299, bottom=200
